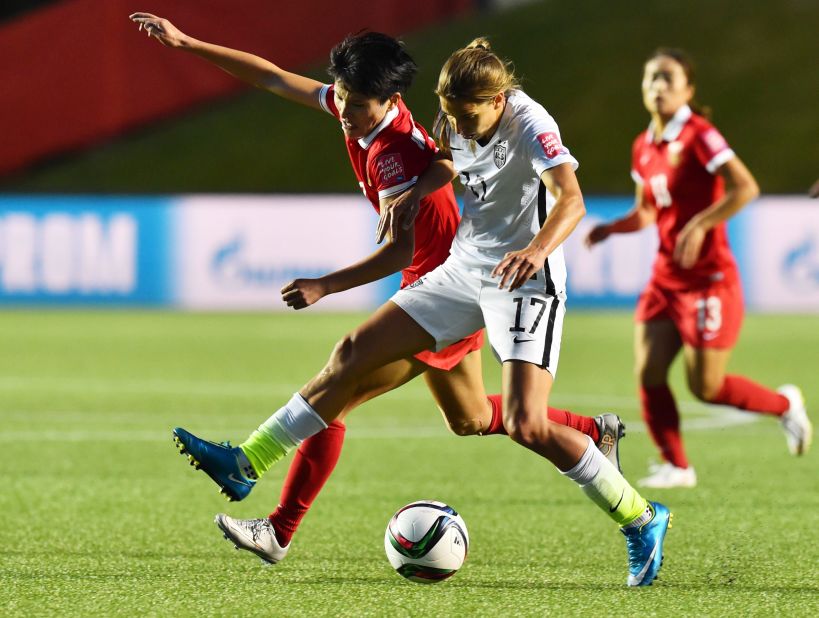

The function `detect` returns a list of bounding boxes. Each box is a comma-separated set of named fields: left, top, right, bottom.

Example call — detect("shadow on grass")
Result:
left=262, top=572, right=819, bottom=594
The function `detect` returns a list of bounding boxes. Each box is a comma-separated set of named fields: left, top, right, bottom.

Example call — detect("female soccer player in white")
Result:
left=158, top=31, right=671, bottom=586
left=130, top=14, right=624, bottom=560
left=586, top=48, right=812, bottom=488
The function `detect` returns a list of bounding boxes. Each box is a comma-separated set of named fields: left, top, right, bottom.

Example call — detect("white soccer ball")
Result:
left=384, top=500, right=469, bottom=583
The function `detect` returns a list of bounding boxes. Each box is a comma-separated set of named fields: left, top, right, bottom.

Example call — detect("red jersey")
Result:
left=631, top=105, right=739, bottom=290
left=318, top=84, right=461, bottom=286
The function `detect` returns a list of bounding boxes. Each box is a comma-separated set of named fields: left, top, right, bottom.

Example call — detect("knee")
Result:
left=688, top=372, right=724, bottom=402
left=324, top=334, right=362, bottom=380
left=436, top=402, right=484, bottom=436
left=636, top=361, right=667, bottom=387
left=504, top=405, right=549, bottom=445
left=444, top=413, right=484, bottom=437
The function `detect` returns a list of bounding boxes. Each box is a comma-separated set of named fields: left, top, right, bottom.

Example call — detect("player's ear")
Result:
left=388, top=93, right=401, bottom=109
left=492, top=91, right=505, bottom=109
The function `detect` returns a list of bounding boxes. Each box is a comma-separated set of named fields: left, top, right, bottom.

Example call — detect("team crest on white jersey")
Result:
left=494, top=141, right=508, bottom=169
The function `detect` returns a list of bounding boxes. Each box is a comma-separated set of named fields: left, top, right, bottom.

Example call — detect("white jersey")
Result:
left=448, top=90, right=578, bottom=295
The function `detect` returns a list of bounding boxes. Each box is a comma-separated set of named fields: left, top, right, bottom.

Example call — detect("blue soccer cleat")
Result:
left=172, top=427, right=257, bottom=502
left=622, top=501, right=672, bottom=587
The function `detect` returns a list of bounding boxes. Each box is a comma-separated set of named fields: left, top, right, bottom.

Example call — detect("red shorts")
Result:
left=414, top=330, right=484, bottom=371
left=635, top=278, right=743, bottom=349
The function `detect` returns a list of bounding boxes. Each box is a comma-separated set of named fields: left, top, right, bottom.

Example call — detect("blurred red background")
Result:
left=0, top=0, right=473, bottom=176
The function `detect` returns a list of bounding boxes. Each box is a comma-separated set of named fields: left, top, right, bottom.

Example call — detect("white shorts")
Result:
left=391, top=258, right=566, bottom=375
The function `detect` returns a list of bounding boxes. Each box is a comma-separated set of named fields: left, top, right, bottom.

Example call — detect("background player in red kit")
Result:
left=130, top=14, right=623, bottom=561
left=586, top=48, right=812, bottom=488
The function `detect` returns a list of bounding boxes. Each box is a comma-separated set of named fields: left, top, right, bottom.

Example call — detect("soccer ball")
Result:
left=384, top=500, right=469, bottom=583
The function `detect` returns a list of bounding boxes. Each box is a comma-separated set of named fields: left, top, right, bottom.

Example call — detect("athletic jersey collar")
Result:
left=357, top=106, right=400, bottom=149
left=646, top=104, right=692, bottom=144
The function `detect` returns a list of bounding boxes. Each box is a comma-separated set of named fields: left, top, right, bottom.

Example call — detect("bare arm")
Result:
left=281, top=193, right=415, bottom=309
left=492, top=162, right=586, bottom=291
left=375, top=153, right=457, bottom=244
left=673, top=155, right=759, bottom=268
left=129, top=13, right=324, bottom=109
left=584, top=182, right=657, bottom=248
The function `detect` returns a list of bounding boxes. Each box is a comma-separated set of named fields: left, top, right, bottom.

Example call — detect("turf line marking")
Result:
left=0, top=374, right=763, bottom=443
left=0, top=375, right=766, bottom=416
left=0, top=408, right=758, bottom=442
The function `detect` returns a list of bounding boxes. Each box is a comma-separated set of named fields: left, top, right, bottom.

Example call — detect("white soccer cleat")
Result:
left=637, top=462, right=697, bottom=489
left=214, top=514, right=290, bottom=564
left=778, top=385, right=813, bottom=456
left=594, top=413, right=626, bottom=473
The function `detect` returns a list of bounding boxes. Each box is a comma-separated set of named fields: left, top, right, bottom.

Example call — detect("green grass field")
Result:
left=1, top=311, right=817, bottom=616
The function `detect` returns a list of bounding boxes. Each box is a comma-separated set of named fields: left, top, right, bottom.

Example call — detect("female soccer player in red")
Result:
left=130, top=15, right=623, bottom=557
left=586, top=48, right=812, bottom=488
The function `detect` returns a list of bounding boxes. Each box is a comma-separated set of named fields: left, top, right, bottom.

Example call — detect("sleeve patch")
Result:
left=375, top=153, right=406, bottom=186
left=537, top=132, right=563, bottom=159
left=702, top=127, right=728, bottom=156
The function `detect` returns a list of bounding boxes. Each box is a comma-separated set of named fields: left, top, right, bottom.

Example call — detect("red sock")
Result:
left=484, top=394, right=600, bottom=442
left=640, top=384, right=688, bottom=468
left=268, top=419, right=346, bottom=546
left=485, top=395, right=507, bottom=434
left=546, top=405, right=600, bottom=442
left=710, top=375, right=789, bottom=416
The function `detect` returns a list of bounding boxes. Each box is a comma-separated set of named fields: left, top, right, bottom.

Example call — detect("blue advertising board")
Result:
left=1, top=195, right=816, bottom=312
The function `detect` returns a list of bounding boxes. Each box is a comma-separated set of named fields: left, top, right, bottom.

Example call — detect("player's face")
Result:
left=439, top=93, right=505, bottom=142
left=334, top=82, right=394, bottom=140
left=642, top=57, right=694, bottom=120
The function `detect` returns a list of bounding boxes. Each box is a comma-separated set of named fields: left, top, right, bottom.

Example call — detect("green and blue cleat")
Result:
left=622, top=501, right=672, bottom=587
left=172, top=427, right=257, bottom=501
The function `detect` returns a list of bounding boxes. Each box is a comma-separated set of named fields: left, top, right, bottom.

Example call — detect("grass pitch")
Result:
left=1, top=311, right=817, bottom=616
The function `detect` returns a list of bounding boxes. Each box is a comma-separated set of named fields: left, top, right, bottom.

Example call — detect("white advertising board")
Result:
left=564, top=215, right=658, bottom=305
left=743, top=198, right=819, bottom=311
left=174, top=195, right=384, bottom=310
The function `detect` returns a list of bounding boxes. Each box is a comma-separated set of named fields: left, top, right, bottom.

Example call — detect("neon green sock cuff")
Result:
left=240, top=421, right=298, bottom=477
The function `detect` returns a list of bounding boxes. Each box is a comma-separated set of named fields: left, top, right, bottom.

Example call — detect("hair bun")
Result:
left=467, top=37, right=491, bottom=51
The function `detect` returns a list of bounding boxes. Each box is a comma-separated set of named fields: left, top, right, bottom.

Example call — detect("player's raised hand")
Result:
left=584, top=224, right=610, bottom=248
left=492, top=246, right=547, bottom=291
left=376, top=188, right=420, bottom=244
left=129, top=13, right=187, bottom=48
left=673, top=220, right=706, bottom=269
left=281, top=278, right=328, bottom=310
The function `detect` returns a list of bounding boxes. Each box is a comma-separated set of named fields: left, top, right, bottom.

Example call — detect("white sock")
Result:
left=265, top=393, right=328, bottom=442
left=562, top=436, right=602, bottom=484
left=562, top=435, right=650, bottom=527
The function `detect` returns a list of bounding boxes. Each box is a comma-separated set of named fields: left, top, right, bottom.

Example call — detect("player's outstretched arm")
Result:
left=281, top=193, right=416, bottom=310
left=493, top=163, right=585, bottom=291
left=584, top=183, right=657, bottom=248
left=673, top=155, right=759, bottom=268
left=129, top=13, right=323, bottom=110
